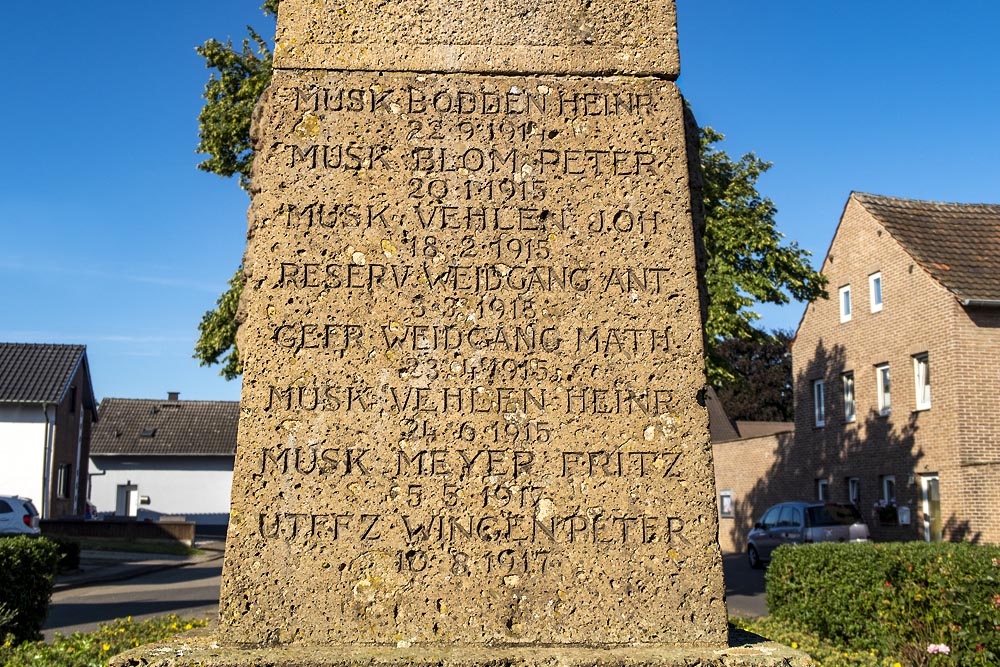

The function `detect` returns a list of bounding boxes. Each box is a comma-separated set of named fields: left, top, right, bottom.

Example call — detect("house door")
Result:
left=920, top=475, right=941, bottom=542
left=115, top=484, right=138, bottom=517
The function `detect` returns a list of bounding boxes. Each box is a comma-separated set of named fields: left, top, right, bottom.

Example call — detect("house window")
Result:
left=842, top=372, right=856, bottom=423
left=816, top=479, right=829, bottom=501
left=913, top=353, right=931, bottom=410
left=869, top=272, right=883, bottom=312
left=813, top=379, right=826, bottom=426
left=56, top=464, right=72, bottom=499
left=876, top=363, right=891, bottom=416
left=848, top=477, right=861, bottom=506
left=718, top=491, right=734, bottom=518
left=881, top=475, right=897, bottom=505
left=839, top=285, right=852, bottom=322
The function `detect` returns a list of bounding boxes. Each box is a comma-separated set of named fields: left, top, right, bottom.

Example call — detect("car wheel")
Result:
left=748, top=545, right=763, bottom=569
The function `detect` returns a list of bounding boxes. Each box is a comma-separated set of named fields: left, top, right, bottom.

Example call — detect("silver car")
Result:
left=0, top=495, right=40, bottom=535
left=747, top=501, right=870, bottom=568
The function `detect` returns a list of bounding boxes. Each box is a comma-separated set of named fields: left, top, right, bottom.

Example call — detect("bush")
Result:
left=50, top=538, right=81, bottom=572
left=0, top=535, right=60, bottom=644
left=767, top=541, right=1000, bottom=665
left=0, top=614, right=210, bottom=667
left=732, top=616, right=896, bottom=667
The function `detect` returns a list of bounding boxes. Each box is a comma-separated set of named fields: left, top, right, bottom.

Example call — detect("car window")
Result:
left=760, top=507, right=780, bottom=529
left=807, top=504, right=864, bottom=527
left=21, top=501, right=38, bottom=517
left=778, top=506, right=802, bottom=528
left=0, top=500, right=12, bottom=513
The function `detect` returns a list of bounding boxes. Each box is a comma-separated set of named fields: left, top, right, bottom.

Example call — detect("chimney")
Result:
left=167, top=391, right=180, bottom=401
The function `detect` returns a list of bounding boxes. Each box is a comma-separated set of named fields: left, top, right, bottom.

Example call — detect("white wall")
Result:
left=89, top=456, right=234, bottom=526
left=0, top=405, right=46, bottom=503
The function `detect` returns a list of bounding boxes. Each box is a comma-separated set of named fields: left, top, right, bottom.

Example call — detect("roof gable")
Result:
left=0, top=343, right=92, bottom=406
left=92, top=397, right=239, bottom=456
left=854, top=192, right=1000, bottom=303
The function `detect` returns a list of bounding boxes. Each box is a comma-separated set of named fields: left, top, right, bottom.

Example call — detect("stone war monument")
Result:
left=114, top=0, right=807, bottom=665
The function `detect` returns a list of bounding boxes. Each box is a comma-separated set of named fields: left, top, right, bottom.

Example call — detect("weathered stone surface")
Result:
left=219, top=68, right=726, bottom=646
left=209, top=0, right=735, bottom=655
left=110, top=637, right=815, bottom=667
left=274, top=0, right=679, bottom=78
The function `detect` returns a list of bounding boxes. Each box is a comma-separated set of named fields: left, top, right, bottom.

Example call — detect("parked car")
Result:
left=747, top=501, right=870, bottom=568
left=0, top=495, right=40, bottom=535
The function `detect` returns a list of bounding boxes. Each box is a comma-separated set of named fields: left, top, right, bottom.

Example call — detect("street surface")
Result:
left=43, top=550, right=766, bottom=639
left=722, top=552, right=768, bottom=618
left=44, top=558, right=221, bottom=639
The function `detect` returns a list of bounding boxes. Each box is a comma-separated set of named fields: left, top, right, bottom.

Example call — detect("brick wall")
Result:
left=791, top=195, right=999, bottom=544
left=713, top=431, right=799, bottom=553
left=952, top=307, right=1000, bottom=543
left=48, top=362, right=94, bottom=519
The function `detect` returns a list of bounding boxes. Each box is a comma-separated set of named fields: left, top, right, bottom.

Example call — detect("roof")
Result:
left=854, top=192, right=1000, bottom=303
left=91, top=396, right=239, bottom=456
left=0, top=343, right=95, bottom=409
left=705, top=386, right=740, bottom=442
left=733, top=420, right=794, bottom=439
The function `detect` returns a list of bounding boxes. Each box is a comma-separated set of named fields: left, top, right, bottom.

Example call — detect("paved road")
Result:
left=42, top=549, right=767, bottom=639
left=44, top=558, right=222, bottom=639
left=722, top=552, right=768, bottom=618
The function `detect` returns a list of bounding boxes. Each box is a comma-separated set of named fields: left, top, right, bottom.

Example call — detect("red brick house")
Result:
left=0, top=343, right=97, bottom=518
left=705, top=388, right=795, bottom=553
left=791, top=193, right=1000, bottom=543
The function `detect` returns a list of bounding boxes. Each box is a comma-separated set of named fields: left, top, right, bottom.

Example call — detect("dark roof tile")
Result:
left=854, top=192, right=1000, bottom=302
left=0, top=343, right=88, bottom=404
left=92, top=397, right=239, bottom=456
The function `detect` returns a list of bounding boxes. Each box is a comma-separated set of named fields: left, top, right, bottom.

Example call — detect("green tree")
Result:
left=193, top=5, right=826, bottom=382
left=713, top=329, right=794, bottom=421
left=699, top=127, right=827, bottom=382
left=192, top=1, right=276, bottom=379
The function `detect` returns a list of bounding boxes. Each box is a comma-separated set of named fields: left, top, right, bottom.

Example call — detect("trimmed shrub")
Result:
left=0, top=535, right=60, bottom=644
left=767, top=541, right=1000, bottom=665
left=50, top=538, right=81, bottom=572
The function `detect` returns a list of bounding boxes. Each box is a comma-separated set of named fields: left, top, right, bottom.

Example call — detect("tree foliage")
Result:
left=699, top=127, right=827, bottom=382
left=193, top=2, right=275, bottom=378
left=194, top=268, right=244, bottom=380
left=713, top=330, right=794, bottom=421
left=193, top=5, right=826, bottom=385
left=194, top=2, right=276, bottom=190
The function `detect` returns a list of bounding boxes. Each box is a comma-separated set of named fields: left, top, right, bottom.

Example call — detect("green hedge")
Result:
left=0, top=536, right=60, bottom=644
left=49, top=538, right=81, bottom=573
left=767, top=542, right=1000, bottom=665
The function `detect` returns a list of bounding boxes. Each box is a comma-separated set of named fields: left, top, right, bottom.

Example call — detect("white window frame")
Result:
left=876, top=363, right=891, bottom=416
left=869, top=272, right=883, bottom=312
left=839, top=285, right=852, bottom=322
left=813, top=379, right=826, bottom=427
left=817, top=479, right=830, bottom=501
left=882, top=475, right=897, bottom=505
left=848, top=477, right=861, bottom=506
left=913, top=353, right=931, bottom=410
left=56, top=463, right=72, bottom=500
left=842, top=371, right=856, bottom=423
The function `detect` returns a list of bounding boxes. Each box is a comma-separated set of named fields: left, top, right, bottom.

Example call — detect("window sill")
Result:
left=913, top=406, right=931, bottom=413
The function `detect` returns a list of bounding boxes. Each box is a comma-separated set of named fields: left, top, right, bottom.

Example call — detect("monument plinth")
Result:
left=112, top=1, right=810, bottom=664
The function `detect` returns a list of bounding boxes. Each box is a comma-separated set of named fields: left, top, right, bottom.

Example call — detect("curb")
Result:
left=53, top=550, right=224, bottom=592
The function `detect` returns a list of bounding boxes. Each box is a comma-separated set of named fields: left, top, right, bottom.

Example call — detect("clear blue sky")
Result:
left=2, top=2, right=998, bottom=402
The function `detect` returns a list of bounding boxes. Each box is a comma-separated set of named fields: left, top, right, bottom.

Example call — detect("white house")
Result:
left=0, top=343, right=97, bottom=519
left=89, top=393, right=238, bottom=535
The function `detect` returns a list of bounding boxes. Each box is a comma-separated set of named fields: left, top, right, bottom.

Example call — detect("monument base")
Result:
left=110, top=632, right=812, bottom=667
